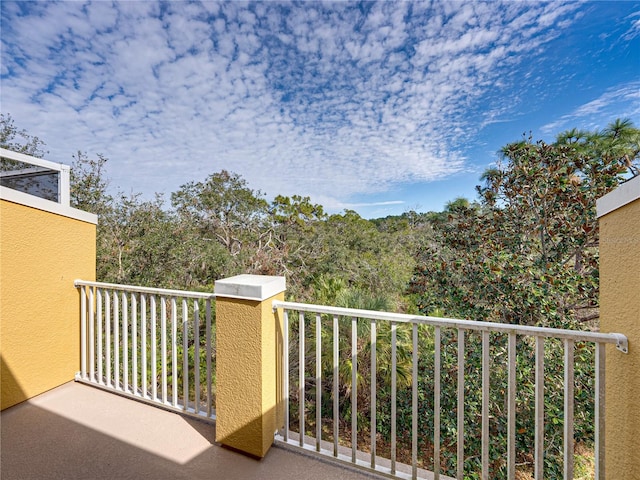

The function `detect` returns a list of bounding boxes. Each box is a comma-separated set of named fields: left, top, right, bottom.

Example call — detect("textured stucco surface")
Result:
left=599, top=197, right=640, bottom=478
left=215, top=290, right=285, bottom=458
left=1, top=199, right=96, bottom=410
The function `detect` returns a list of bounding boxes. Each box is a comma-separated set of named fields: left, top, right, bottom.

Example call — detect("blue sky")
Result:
left=1, top=1, right=639, bottom=218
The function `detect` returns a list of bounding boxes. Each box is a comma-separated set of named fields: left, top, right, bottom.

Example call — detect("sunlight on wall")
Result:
left=598, top=175, right=640, bottom=477
left=1, top=198, right=96, bottom=410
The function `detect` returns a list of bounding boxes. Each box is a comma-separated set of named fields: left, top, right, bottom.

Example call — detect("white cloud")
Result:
left=0, top=0, right=595, bottom=211
left=541, top=82, right=640, bottom=135
left=622, top=12, right=640, bottom=41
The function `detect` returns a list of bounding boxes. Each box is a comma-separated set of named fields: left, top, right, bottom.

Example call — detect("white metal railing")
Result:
left=273, top=300, right=628, bottom=480
left=75, top=280, right=216, bottom=421
left=0, top=147, right=71, bottom=205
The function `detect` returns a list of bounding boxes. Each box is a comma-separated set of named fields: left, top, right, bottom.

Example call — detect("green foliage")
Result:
left=172, top=170, right=269, bottom=256
left=70, top=151, right=111, bottom=216
left=303, top=210, right=418, bottom=306
left=411, top=119, right=639, bottom=327
left=261, top=195, right=328, bottom=293
left=271, top=194, right=326, bottom=228
left=0, top=113, right=47, bottom=158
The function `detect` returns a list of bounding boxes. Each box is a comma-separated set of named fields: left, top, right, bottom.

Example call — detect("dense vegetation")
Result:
left=2, top=113, right=638, bottom=478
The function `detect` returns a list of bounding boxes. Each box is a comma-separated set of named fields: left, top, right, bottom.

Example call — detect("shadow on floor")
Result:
left=1, top=382, right=378, bottom=480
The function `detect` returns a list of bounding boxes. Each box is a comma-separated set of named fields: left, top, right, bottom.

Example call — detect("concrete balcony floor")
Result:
left=1, top=382, right=378, bottom=480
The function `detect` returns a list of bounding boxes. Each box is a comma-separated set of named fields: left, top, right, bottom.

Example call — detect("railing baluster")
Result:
left=508, top=333, right=516, bottom=479
left=457, top=329, right=465, bottom=480
left=371, top=319, right=377, bottom=469
left=75, top=282, right=216, bottom=422
left=80, top=285, right=87, bottom=380
left=182, top=298, right=188, bottom=411
left=194, top=300, right=200, bottom=413
left=299, top=311, right=305, bottom=447
left=141, top=294, right=147, bottom=398
left=535, top=336, right=545, bottom=480
left=206, top=298, right=212, bottom=416
left=151, top=295, right=157, bottom=401
left=105, top=291, right=111, bottom=387
left=88, top=286, right=95, bottom=381
left=434, top=326, right=441, bottom=479
left=114, top=292, right=120, bottom=390
left=412, top=322, right=418, bottom=480
left=123, top=292, right=128, bottom=393
left=161, top=296, right=167, bottom=403
left=391, top=321, right=397, bottom=475
left=284, top=309, right=290, bottom=442
left=352, top=316, right=358, bottom=463
left=595, top=342, right=606, bottom=480
left=564, top=339, right=574, bottom=480
left=132, top=293, right=138, bottom=395
left=482, top=330, right=490, bottom=480
left=332, top=314, right=338, bottom=457
left=171, top=297, right=178, bottom=407
left=97, top=289, right=103, bottom=384
left=316, top=313, right=322, bottom=453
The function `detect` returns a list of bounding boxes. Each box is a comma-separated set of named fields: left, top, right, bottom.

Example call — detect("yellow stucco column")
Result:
left=597, top=175, right=640, bottom=478
left=214, top=274, right=286, bottom=458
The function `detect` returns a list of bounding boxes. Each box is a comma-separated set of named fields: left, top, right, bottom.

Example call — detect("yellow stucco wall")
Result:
left=215, top=291, right=285, bottom=458
left=1, top=199, right=96, bottom=410
left=599, top=196, right=640, bottom=477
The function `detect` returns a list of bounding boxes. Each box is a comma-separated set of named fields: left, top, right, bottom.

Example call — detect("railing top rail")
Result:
left=0, top=147, right=70, bottom=173
left=74, top=279, right=215, bottom=300
left=273, top=300, right=628, bottom=353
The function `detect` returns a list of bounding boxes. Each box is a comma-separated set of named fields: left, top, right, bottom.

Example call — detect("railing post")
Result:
left=59, top=164, right=71, bottom=206
left=214, top=274, right=286, bottom=458
left=597, top=175, right=640, bottom=478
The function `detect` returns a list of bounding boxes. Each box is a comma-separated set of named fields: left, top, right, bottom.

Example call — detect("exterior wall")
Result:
left=597, top=175, right=640, bottom=478
left=1, top=198, right=96, bottom=410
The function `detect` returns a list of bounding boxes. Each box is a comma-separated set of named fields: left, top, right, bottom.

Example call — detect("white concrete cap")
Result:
left=214, top=274, right=286, bottom=301
left=597, top=175, right=640, bottom=218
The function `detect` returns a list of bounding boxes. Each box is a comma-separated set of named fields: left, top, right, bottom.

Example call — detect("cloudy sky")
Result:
left=2, top=1, right=639, bottom=217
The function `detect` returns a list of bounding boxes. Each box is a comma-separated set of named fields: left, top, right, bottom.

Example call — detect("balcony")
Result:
left=1, top=278, right=627, bottom=479
left=2, top=150, right=639, bottom=479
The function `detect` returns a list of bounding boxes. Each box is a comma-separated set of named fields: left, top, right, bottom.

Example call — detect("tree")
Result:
left=261, top=195, right=327, bottom=290
left=69, top=151, right=112, bottom=215
left=602, top=118, right=640, bottom=177
left=1, top=114, right=50, bottom=197
left=97, top=193, right=173, bottom=285
left=170, top=170, right=270, bottom=284
left=0, top=113, right=47, bottom=158
left=443, top=196, right=478, bottom=213
left=412, top=119, right=639, bottom=328
left=172, top=170, right=268, bottom=256
left=408, top=119, right=639, bottom=477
